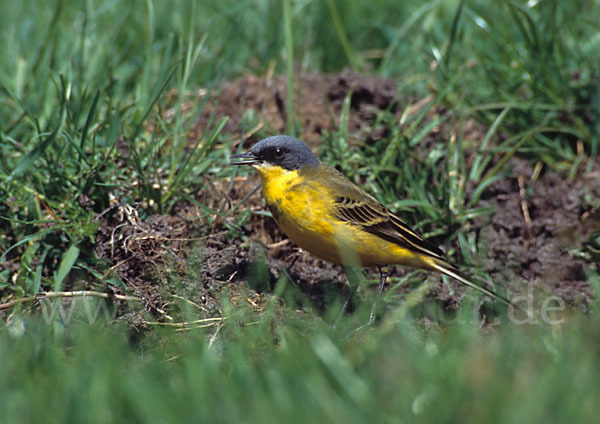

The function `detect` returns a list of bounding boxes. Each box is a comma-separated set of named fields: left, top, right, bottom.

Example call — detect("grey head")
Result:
left=231, top=135, right=319, bottom=171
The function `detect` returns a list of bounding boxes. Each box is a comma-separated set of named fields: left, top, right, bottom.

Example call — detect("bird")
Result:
left=231, top=135, right=516, bottom=322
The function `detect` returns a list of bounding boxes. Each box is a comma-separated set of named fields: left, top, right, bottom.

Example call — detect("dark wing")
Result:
left=334, top=194, right=445, bottom=260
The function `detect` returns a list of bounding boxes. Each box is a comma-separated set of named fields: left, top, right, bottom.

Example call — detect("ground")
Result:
left=93, top=71, right=600, bottom=326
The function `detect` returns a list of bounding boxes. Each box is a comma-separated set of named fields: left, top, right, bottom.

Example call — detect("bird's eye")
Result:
left=273, top=148, right=284, bottom=159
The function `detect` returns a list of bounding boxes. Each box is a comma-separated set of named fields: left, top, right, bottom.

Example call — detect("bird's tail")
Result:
left=426, top=258, right=517, bottom=310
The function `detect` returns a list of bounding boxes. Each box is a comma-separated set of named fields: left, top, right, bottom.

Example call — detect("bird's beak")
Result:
left=230, top=151, right=258, bottom=166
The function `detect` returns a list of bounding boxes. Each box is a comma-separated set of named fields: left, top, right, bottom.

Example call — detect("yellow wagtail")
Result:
left=232, top=135, right=515, bottom=318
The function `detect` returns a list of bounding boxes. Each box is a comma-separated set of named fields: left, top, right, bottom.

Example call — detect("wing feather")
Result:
left=334, top=195, right=444, bottom=260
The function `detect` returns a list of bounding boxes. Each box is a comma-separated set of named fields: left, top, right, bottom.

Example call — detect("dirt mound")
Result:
left=192, top=70, right=400, bottom=145
left=95, top=71, right=598, bottom=323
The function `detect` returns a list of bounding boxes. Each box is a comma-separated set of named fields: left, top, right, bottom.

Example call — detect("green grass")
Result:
left=2, top=300, right=600, bottom=423
left=1, top=0, right=600, bottom=422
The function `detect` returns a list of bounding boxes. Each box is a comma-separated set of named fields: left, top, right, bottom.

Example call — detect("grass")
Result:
left=2, top=299, right=600, bottom=423
left=1, top=0, right=599, bottom=422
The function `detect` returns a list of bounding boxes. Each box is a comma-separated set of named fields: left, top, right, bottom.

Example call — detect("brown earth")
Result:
left=189, top=70, right=401, bottom=145
left=95, top=71, right=599, bottom=326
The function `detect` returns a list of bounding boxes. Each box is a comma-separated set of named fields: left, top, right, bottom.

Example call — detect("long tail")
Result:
left=427, top=258, right=517, bottom=310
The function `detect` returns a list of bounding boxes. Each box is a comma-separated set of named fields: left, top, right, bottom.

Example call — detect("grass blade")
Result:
left=325, top=0, right=364, bottom=71
left=79, top=89, right=101, bottom=150
left=5, top=127, right=58, bottom=183
left=443, top=0, right=467, bottom=67
left=53, top=244, right=80, bottom=292
left=283, top=0, right=295, bottom=135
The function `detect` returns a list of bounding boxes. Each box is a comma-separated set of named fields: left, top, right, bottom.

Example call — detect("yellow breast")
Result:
left=256, top=164, right=340, bottom=263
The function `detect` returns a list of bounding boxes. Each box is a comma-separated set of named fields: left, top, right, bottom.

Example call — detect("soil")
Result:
left=476, top=159, right=600, bottom=308
left=94, top=71, right=599, bottom=326
left=190, top=70, right=400, bottom=145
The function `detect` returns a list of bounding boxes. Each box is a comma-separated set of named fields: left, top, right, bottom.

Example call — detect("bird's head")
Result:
left=231, top=135, right=319, bottom=172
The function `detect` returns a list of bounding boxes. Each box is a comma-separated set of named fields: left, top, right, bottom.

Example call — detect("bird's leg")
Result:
left=278, top=264, right=298, bottom=289
left=368, top=265, right=389, bottom=325
left=287, top=249, right=301, bottom=270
